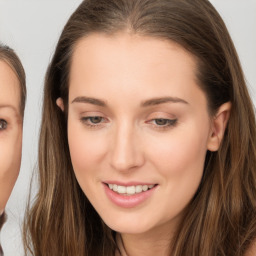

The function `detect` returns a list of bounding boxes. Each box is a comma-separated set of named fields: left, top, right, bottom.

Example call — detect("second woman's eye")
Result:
left=0, top=119, right=8, bottom=130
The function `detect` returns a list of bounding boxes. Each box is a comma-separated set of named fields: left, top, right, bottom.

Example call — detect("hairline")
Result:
left=0, top=56, right=25, bottom=118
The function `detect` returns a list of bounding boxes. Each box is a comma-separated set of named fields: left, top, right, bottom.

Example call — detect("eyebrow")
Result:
left=71, top=96, right=188, bottom=107
left=141, top=97, right=189, bottom=107
left=72, top=96, right=106, bottom=107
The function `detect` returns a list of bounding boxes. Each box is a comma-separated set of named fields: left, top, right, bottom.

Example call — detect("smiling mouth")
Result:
left=106, top=183, right=157, bottom=196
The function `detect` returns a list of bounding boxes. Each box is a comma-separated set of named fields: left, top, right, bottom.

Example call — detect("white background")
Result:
left=0, top=1, right=255, bottom=255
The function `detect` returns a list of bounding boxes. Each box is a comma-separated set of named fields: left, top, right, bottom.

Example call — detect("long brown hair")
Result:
left=0, top=44, right=26, bottom=255
left=23, top=0, right=256, bottom=255
left=0, top=212, right=6, bottom=256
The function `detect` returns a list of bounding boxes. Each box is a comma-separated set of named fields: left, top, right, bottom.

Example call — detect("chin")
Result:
left=109, top=223, right=150, bottom=234
left=102, top=214, right=156, bottom=235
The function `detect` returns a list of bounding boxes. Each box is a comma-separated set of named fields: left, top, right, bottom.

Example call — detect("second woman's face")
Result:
left=0, top=60, right=22, bottom=213
left=67, top=33, right=214, bottom=235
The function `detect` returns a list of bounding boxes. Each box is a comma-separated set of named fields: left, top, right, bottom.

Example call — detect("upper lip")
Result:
left=103, top=181, right=157, bottom=186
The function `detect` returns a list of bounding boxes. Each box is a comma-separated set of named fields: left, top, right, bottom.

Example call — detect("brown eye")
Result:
left=155, top=119, right=169, bottom=126
left=154, top=118, right=177, bottom=126
left=80, top=116, right=107, bottom=128
left=0, top=119, right=8, bottom=130
left=89, top=116, right=103, bottom=124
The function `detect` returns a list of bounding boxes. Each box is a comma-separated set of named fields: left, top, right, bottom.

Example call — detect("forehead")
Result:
left=0, top=60, right=21, bottom=114
left=69, top=33, right=203, bottom=103
left=71, top=33, right=198, bottom=75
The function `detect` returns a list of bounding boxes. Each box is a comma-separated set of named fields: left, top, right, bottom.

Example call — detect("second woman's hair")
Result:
left=0, top=213, right=6, bottom=256
left=0, top=44, right=26, bottom=117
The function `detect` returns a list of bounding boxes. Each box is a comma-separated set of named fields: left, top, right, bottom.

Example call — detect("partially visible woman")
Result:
left=0, top=44, right=26, bottom=256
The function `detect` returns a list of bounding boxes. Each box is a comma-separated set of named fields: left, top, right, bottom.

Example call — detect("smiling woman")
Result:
left=60, top=34, right=230, bottom=238
left=23, top=0, right=256, bottom=256
left=0, top=45, right=26, bottom=256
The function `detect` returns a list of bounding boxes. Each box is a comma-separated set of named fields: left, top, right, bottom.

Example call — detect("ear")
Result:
left=56, top=97, right=64, bottom=111
left=207, top=102, right=231, bottom=152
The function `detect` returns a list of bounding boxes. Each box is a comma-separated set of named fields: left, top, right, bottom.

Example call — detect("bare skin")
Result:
left=0, top=60, right=22, bottom=214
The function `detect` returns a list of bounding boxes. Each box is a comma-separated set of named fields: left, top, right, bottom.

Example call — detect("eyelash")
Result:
left=147, top=118, right=178, bottom=130
left=80, top=116, right=108, bottom=128
left=80, top=116, right=177, bottom=130
left=0, top=119, right=8, bottom=131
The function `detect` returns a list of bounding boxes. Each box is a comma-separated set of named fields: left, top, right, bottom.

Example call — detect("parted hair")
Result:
left=0, top=44, right=26, bottom=117
left=23, top=0, right=256, bottom=255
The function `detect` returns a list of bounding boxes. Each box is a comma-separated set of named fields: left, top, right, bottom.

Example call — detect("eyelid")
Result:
left=146, top=111, right=177, bottom=119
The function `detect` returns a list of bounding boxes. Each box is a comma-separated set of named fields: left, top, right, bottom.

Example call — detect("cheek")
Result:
left=151, top=122, right=209, bottom=174
left=161, top=134, right=206, bottom=174
left=142, top=123, right=209, bottom=224
left=147, top=122, right=209, bottom=202
left=0, top=129, right=22, bottom=209
left=0, top=132, right=22, bottom=176
left=68, top=121, right=107, bottom=181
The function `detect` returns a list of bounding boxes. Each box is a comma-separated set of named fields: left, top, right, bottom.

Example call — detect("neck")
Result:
left=120, top=221, right=177, bottom=256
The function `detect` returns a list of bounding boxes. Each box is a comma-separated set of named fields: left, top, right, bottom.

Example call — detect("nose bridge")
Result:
left=110, top=119, right=143, bottom=171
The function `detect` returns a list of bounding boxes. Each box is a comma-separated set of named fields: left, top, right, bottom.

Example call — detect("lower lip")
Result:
left=103, top=183, right=157, bottom=208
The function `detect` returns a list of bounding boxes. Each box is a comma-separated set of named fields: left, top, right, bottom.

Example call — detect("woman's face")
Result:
left=0, top=60, right=23, bottom=213
left=65, top=33, right=219, bottom=235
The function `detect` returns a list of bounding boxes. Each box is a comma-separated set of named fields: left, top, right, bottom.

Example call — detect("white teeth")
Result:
left=107, top=184, right=155, bottom=195
left=142, top=185, right=148, bottom=191
left=117, top=186, right=126, bottom=194
left=126, top=186, right=136, bottom=195
left=135, top=185, right=143, bottom=193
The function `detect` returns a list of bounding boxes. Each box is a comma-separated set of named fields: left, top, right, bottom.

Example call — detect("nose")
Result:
left=109, top=122, right=144, bottom=172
